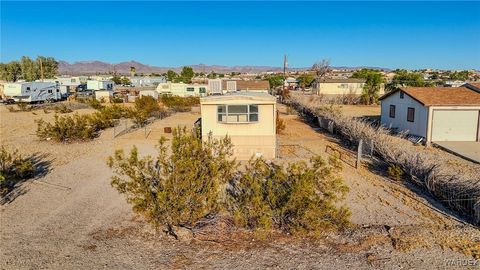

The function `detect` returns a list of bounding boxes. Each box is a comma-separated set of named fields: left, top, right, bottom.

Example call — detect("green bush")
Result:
left=108, top=128, right=236, bottom=237
left=53, top=104, right=73, bottom=114
left=229, top=156, right=350, bottom=237
left=87, top=98, right=104, bottom=110
left=36, top=114, right=97, bottom=142
left=387, top=164, right=403, bottom=181
left=134, top=96, right=161, bottom=115
left=160, top=95, right=199, bottom=112
left=0, top=146, right=35, bottom=195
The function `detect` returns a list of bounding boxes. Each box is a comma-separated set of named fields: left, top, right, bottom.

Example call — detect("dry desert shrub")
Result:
left=288, top=93, right=480, bottom=222
left=0, top=146, right=35, bottom=195
left=228, top=156, right=350, bottom=237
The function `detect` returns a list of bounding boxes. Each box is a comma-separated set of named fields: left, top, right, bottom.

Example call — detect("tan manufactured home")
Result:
left=312, top=78, right=385, bottom=99
left=200, top=92, right=277, bottom=160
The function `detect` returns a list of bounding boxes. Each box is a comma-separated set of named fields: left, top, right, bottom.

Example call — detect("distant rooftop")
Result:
left=317, top=78, right=366, bottom=83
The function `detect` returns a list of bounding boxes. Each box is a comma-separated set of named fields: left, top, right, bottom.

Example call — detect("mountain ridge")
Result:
left=58, top=60, right=389, bottom=75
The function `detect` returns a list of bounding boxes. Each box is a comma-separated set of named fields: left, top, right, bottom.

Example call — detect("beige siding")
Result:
left=201, top=100, right=276, bottom=160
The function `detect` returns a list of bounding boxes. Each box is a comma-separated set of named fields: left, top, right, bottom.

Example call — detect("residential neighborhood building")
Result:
left=87, top=80, right=115, bottom=91
left=312, top=78, right=384, bottom=97
left=221, top=80, right=270, bottom=93
left=200, top=92, right=277, bottom=160
left=156, top=82, right=207, bottom=96
left=129, top=76, right=166, bottom=87
left=379, top=87, right=480, bottom=143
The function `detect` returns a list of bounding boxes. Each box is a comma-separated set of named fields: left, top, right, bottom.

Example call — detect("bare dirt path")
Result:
left=1, top=104, right=478, bottom=269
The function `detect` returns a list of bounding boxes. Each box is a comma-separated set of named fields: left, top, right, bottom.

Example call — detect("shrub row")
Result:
left=108, top=128, right=350, bottom=238
left=36, top=97, right=170, bottom=142
left=289, top=93, right=480, bottom=223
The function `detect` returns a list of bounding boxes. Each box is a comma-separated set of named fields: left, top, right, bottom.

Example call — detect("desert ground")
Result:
left=0, top=102, right=479, bottom=269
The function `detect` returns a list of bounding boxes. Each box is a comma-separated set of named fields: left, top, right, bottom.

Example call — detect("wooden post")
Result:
left=356, top=139, right=363, bottom=169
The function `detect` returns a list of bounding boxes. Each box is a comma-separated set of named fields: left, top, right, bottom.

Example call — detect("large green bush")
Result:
left=108, top=128, right=236, bottom=237
left=229, top=156, right=350, bottom=236
left=0, top=146, right=35, bottom=195
left=36, top=114, right=97, bottom=142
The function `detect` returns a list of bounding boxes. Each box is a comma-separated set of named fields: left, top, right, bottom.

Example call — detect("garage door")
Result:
left=432, top=110, right=479, bottom=141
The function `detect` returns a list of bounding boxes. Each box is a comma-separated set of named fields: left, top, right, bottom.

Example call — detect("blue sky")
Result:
left=1, top=1, right=479, bottom=69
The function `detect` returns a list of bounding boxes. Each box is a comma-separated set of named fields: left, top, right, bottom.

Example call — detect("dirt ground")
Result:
left=1, top=102, right=479, bottom=269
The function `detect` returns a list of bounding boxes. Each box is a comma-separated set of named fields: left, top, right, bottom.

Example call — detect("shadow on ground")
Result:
left=1, top=152, right=53, bottom=205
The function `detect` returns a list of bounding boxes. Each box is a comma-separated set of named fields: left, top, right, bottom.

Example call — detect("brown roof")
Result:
left=222, top=80, right=270, bottom=90
left=379, top=87, right=480, bottom=106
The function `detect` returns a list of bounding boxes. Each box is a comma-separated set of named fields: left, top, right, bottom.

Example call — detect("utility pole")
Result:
left=282, top=54, right=288, bottom=99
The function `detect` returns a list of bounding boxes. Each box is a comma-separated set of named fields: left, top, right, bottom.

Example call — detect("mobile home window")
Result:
left=199, top=87, right=206, bottom=94
left=217, top=105, right=259, bottom=123
left=389, top=105, right=395, bottom=118
left=48, top=89, right=52, bottom=93
left=186, top=87, right=194, bottom=92
left=407, top=107, right=415, bottom=122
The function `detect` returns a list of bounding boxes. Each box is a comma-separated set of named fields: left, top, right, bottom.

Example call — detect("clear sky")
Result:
left=1, top=1, right=479, bottom=70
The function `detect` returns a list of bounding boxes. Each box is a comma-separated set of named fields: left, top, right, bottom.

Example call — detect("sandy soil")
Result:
left=0, top=102, right=478, bottom=269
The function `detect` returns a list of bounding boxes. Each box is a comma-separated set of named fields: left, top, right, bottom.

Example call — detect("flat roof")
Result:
left=201, top=91, right=276, bottom=103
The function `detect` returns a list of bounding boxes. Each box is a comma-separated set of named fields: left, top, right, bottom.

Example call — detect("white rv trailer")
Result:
left=3, top=82, right=61, bottom=103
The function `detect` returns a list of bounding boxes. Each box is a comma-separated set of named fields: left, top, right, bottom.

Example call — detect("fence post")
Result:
left=356, top=139, right=363, bottom=169
left=475, top=202, right=480, bottom=225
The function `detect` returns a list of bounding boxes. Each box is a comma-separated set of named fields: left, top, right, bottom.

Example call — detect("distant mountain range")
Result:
left=58, top=60, right=389, bottom=75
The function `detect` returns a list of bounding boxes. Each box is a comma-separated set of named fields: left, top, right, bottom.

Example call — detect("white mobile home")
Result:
left=87, top=80, right=114, bottom=91
left=380, top=87, right=480, bottom=143
left=156, top=82, right=207, bottom=97
left=3, top=82, right=61, bottom=103
left=200, top=92, right=277, bottom=160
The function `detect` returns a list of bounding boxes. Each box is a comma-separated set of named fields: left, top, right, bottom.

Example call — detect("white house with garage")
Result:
left=200, top=92, right=277, bottom=160
left=379, top=87, right=480, bottom=144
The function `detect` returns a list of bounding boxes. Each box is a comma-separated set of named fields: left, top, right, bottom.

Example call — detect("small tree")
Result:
left=352, top=69, right=385, bottom=105
left=312, top=59, right=331, bottom=95
left=108, top=128, right=237, bottom=237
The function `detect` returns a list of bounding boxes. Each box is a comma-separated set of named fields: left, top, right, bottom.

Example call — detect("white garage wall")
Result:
left=380, top=91, right=428, bottom=138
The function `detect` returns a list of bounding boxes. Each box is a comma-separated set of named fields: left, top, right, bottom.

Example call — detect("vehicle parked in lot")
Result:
left=3, top=82, right=61, bottom=103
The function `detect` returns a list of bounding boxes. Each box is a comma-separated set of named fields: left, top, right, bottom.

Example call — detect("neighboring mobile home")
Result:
left=379, top=87, right=480, bottom=143
left=312, top=78, right=385, bottom=98
left=156, top=82, right=207, bottom=97
left=87, top=80, right=114, bottom=91
left=200, top=92, right=277, bottom=160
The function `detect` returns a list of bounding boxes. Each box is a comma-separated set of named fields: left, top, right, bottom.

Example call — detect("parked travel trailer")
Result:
left=156, top=82, right=207, bottom=97
left=87, top=80, right=115, bottom=91
left=3, top=82, right=61, bottom=103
